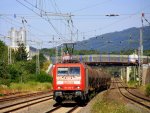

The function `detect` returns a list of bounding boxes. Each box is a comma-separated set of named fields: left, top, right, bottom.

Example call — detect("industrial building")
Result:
left=9, top=27, right=37, bottom=60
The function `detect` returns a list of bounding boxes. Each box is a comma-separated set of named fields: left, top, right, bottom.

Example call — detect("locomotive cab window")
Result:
left=57, top=68, right=68, bottom=75
left=69, top=67, right=80, bottom=75
left=57, top=67, right=80, bottom=76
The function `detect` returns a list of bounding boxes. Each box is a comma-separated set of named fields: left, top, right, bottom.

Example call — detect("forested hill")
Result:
left=75, top=26, right=150, bottom=52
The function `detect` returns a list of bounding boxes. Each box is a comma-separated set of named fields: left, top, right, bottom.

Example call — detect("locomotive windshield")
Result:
left=57, top=68, right=68, bottom=75
left=69, top=67, right=80, bottom=75
left=57, top=67, right=80, bottom=76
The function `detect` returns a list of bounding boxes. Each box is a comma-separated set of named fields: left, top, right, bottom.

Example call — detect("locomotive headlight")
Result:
left=57, top=86, right=62, bottom=89
left=77, top=86, right=80, bottom=89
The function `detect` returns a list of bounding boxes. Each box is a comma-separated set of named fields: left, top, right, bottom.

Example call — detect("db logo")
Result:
left=64, top=87, right=73, bottom=89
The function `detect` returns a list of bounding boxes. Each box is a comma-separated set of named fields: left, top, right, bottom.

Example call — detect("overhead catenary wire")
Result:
left=23, top=0, right=77, bottom=42
left=0, top=15, right=51, bottom=44
left=51, top=0, right=80, bottom=42
left=1, top=0, right=150, bottom=49
left=16, top=0, right=67, bottom=41
left=23, top=0, right=63, bottom=35
left=0, top=11, right=147, bottom=50
left=0, top=14, right=80, bottom=44
left=1, top=12, right=149, bottom=32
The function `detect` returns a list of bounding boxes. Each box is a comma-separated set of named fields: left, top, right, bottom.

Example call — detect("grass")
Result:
left=127, top=80, right=138, bottom=88
left=91, top=96, right=137, bottom=113
left=10, top=82, right=52, bottom=92
left=145, top=84, right=150, bottom=96
left=0, top=82, right=52, bottom=95
left=127, top=80, right=150, bottom=97
left=0, top=84, right=10, bottom=96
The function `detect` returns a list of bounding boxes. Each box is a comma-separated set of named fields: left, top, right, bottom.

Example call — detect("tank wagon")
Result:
left=53, top=62, right=111, bottom=104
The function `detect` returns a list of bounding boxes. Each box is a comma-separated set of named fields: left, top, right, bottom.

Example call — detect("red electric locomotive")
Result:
left=52, top=61, right=111, bottom=104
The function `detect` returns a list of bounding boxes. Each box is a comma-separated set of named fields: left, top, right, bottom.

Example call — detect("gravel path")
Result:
left=77, top=90, right=106, bottom=113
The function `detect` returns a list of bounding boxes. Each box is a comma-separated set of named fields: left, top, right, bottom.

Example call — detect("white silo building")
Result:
left=10, top=27, right=26, bottom=47
left=19, top=27, right=26, bottom=46
left=10, top=27, right=17, bottom=47
left=9, top=27, right=37, bottom=60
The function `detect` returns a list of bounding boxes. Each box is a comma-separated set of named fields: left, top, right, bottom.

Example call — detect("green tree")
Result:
left=0, top=61, right=9, bottom=79
left=0, top=40, right=7, bottom=61
left=0, top=40, right=9, bottom=79
left=0, top=40, right=11, bottom=85
left=24, top=60, right=36, bottom=74
left=32, top=53, right=47, bottom=68
left=15, top=43, right=28, bottom=61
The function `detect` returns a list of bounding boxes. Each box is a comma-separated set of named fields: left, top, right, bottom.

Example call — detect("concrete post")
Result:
left=126, top=67, right=131, bottom=82
left=142, top=64, right=150, bottom=85
left=121, top=68, right=123, bottom=80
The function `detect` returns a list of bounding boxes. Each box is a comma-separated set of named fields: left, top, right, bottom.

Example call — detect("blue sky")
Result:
left=0, top=0, right=150, bottom=48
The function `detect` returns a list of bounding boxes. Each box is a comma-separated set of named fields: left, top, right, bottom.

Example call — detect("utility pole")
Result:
left=61, top=44, right=63, bottom=62
left=28, top=40, right=41, bottom=75
left=138, top=13, right=144, bottom=85
left=138, top=28, right=143, bottom=85
left=1, top=35, right=12, bottom=64
left=8, top=46, right=12, bottom=64
left=55, top=45, right=58, bottom=63
left=36, top=49, right=40, bottom=75
left=77, top=29, right=78, bottom=41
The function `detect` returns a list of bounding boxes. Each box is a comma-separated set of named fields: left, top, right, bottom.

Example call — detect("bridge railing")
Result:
left=50, top=54, right=150, bottom=64
left=73, top=55, right=129, bottom=63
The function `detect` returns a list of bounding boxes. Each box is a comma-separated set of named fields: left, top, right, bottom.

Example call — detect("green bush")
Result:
left=127, top=80, right=138, bottom=87
left=0, top=78, right=11, bottom=86
left=36, top=71, right=52, bottom=83
left=24, top=60, right=36, bottom=74
left=0, top=61, right=9, bottom=79
left=145, top=84, right=150, bottom=96
left=8, top=64, right=20, bottom=82
left=8, top=61, right=36, bottom=83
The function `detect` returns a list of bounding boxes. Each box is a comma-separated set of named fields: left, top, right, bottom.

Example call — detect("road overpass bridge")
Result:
left=49, top=54, right=150, bottom=85
left=51, top=54, right=150, bottom=66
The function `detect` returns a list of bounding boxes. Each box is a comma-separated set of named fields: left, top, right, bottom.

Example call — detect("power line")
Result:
left=1, top=15, right=56, bottom=42
left=22, top=0, right=76, bottom=43
left=51, top=0, right=80, bottom=42
left=16, top=0, right=64, bottom=39
left=24, top=0, right=75, bottom=39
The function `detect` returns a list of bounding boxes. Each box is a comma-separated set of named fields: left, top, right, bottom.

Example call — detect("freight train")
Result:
left=52, top=61, right=111, bottom=104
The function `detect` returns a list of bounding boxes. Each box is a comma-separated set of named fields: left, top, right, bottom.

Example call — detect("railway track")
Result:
left=0, top=94, right=53, bottom=113
left=120, top=82, right=150, bottom=102
left=115, top=78, right=150, bottom=111
left=110, top=77, right=119, bottom=89
left=46, top=104, right=79, bottom=113
left=0, top=91, right=51, bottom=102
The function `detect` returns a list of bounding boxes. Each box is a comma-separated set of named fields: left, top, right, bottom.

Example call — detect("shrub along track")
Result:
left=0, top=92, right=53, bottom=113
left=115, top=78, right=150, bottom=111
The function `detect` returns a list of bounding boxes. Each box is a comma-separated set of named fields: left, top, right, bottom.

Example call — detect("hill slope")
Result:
left=75, top=26, right=150, bottom=52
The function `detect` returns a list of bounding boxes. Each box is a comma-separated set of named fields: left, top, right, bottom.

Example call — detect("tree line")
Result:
left=41, top=48, right=150, bottom=56
left=0, top=40, right=52, bottom=86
